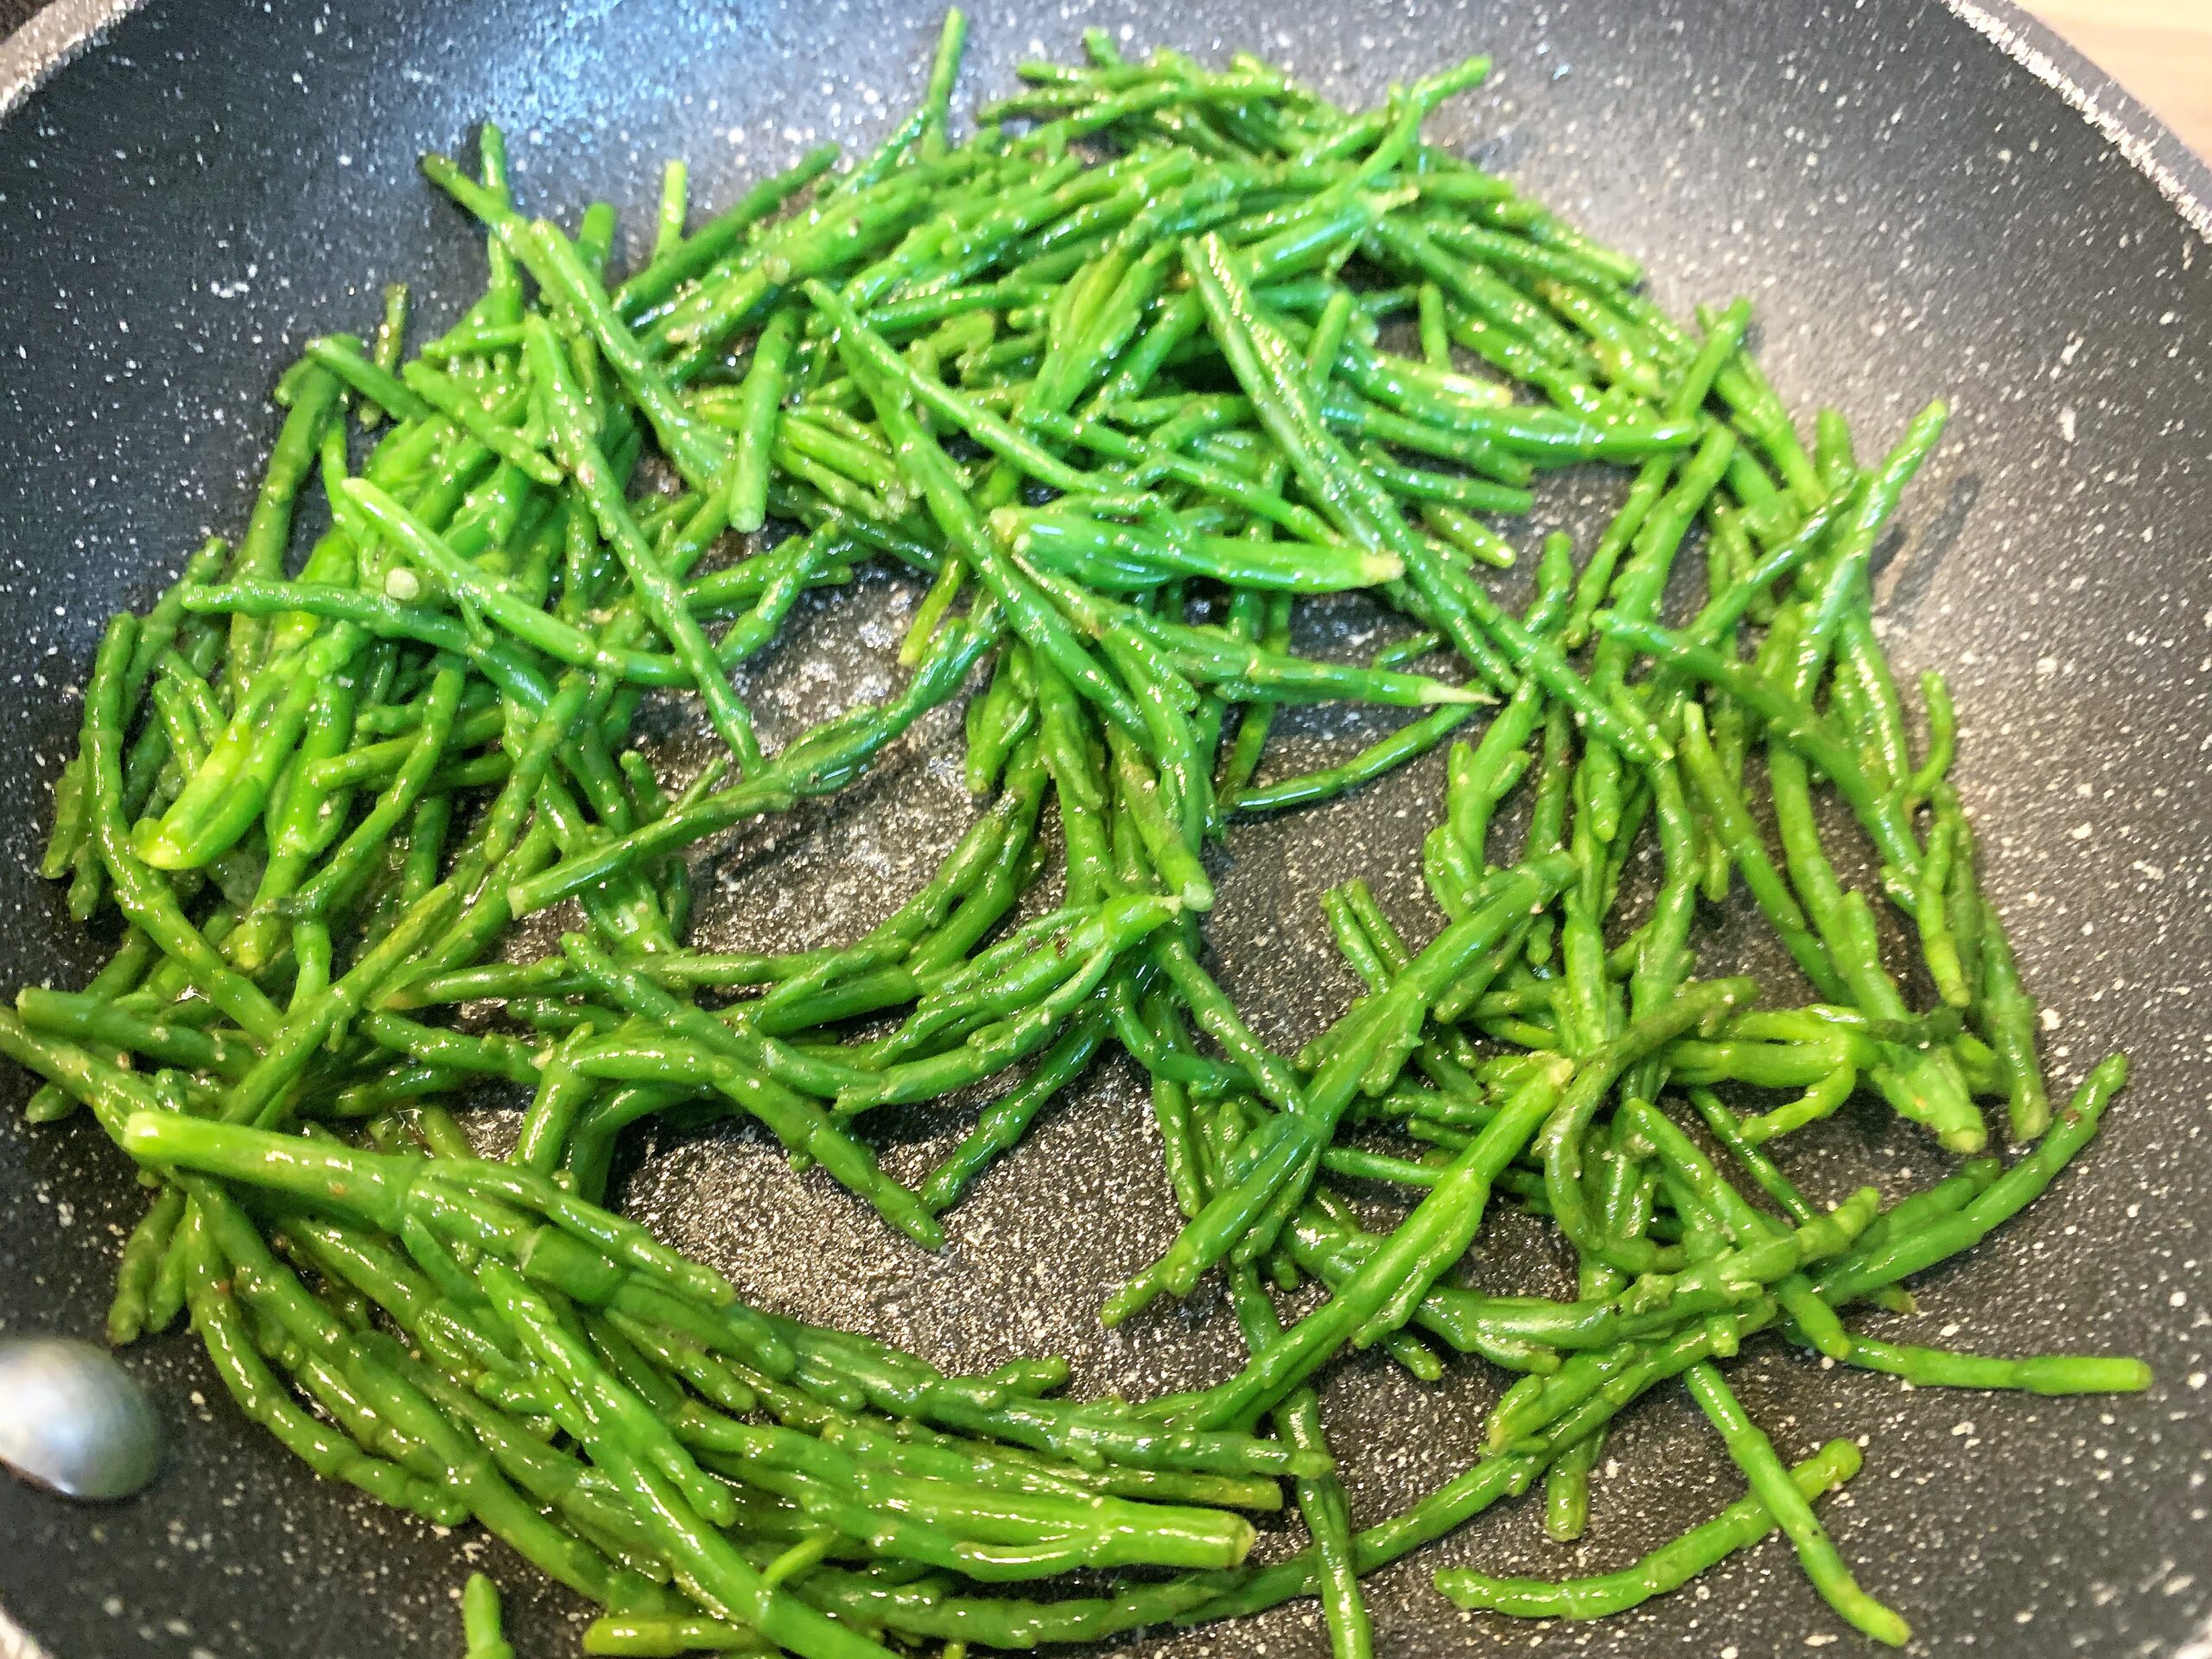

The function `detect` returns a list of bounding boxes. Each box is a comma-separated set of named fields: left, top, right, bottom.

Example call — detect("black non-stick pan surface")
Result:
left=0, top=0, right=2207, bottom=1654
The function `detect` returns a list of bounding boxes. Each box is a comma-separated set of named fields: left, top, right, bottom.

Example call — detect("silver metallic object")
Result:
left=0, top=1337, right=162, bottom=1501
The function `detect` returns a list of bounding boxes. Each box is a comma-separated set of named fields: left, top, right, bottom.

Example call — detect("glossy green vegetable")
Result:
left=10, top=20, right=2145, bottom=1659
left=1437, top=1439, right=1861, bottom=1618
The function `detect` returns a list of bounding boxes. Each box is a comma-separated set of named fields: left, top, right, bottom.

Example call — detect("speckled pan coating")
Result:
left=0, top=1, right=2206, bottom=1655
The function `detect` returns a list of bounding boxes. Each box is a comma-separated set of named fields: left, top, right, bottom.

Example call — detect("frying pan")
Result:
left=0, top=0, right=2207, bottom=1654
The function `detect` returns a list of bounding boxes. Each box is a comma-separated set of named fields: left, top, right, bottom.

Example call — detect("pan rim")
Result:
left=1945, top=0, right=2212, bottom=240
left=0, top=0, right=2206, bottom=235
left=0, top=0, right=132, bottom=120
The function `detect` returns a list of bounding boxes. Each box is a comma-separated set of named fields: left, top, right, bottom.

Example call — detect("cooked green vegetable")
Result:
left=13, top=14, right=2146, bottom=1658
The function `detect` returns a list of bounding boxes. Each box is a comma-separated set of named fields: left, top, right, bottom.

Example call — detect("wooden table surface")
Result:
left=2027, top=1, right=2212, bottom=159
